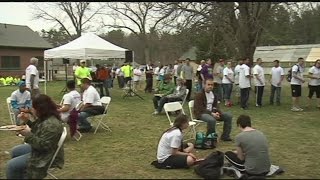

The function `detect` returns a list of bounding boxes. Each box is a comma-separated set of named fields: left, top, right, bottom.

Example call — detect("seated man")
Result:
left=57, top=80, right=82, bottom=122
left=152, top=78, right=187, bottom=115
left=225, top=115, right=271, bottom=178
left=78, top=77, right=105, bottom=132
left=10, top=81, right=31, bottom=125
left=193, top=78, right=232, bottom=141
left=152, top=74, right=175, bottom=113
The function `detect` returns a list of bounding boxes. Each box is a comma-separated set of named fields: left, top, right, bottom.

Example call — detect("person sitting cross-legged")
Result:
left=78, top=77, right=105, bottom=132
left=10, top=81, right=32, bottom=125
left=152, top=114, right=197, bottom=169
left=193, top=78, right=233, bottom=141
left=224, top=115, right=271, bottom=178
left=152, top=78, right=187, bottom=115
left=57, top=80, right=82, bottom=123
left=152, top=74, right=175, bottom=114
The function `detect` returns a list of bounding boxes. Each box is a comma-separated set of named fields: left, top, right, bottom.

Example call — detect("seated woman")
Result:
left=225, top=115, right=271, bottom=178
left=155, top=114, right=196, bottom=169
left=152, top=78, right=187, bottom=115
left=6, top=94, right=64, bottom=179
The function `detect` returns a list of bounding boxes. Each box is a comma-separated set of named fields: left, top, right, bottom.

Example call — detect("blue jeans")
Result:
left=270, top=85, right=281, bottom=105
left=78, top=112, right=92, bottom=130
left=222, top=84, right=233, bottom=101
left=6, top=144, right=32, bottom=179
left=199, top=112, right=232, bottom=139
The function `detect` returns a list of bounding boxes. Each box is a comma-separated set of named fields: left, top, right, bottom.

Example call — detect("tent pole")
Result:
left=44, top=59, right=47, bottom=95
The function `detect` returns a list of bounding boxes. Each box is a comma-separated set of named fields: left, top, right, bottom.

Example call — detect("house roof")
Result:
left=0, top=23, right=53, bottom=49
left=254, top=44, right=320, bottom=62
left=179, top=46, right=198, bottom=61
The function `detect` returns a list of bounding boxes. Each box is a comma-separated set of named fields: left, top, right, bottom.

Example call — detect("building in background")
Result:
left=0, top=23, right=52, bottom=77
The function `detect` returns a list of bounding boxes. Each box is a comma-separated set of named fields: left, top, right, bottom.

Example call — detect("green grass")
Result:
left=0, top=80, right=319, bottom=179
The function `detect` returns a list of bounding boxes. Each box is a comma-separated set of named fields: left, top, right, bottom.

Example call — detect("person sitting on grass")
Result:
left=78, top=77, right=105, bottom=132
left=152, top=77, right=187, bottom=115
left=6, top=94, right=64, bottom=179
left=225, top=114, right=271, bottom=178
left=57, top=80, right=82, bottom=122
left=10, top=81, right=32, bottom=125
left=152, top=114, right=196, bottom=169
left=152, top=74, right=175, bottom=112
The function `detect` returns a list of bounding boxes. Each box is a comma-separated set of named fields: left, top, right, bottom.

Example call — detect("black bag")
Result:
left=194, top=151, right=224, bottom=179
left=286, top=64, right=299, bottom=82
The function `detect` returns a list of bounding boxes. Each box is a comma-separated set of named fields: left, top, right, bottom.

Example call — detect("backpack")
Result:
left=195, top=132, right=218, bottom=149
left=286, top=64, right=299, bottom=82
left=194, top=151, right=225, bottom=179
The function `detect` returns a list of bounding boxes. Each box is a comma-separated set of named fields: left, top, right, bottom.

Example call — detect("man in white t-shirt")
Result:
left=57, top=80, right=81, bottom=122
left=173, top=60, right=180, bottom=85
left=239, top=58, right=251, bottom=110
left=252, top=58, right=265, bottom=107
left=269, top=60, right=285, bottom=105
left=25, top=57, right=40, bottom=99
left=290, top=57, right=305, bottom=112
left=234, top=59, right=243, bottom=104
left=222, top=61, right=234, bottom=106
left=307, top=59, right=320, bottom=108
left=78, top=78, right=104, bottom=132
left=133, top=66, right=142, bottom=90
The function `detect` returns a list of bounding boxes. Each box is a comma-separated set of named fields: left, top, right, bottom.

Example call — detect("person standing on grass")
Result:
left=74, top=60, right=91, bottom=87
left=96, top=64, right=110, bottom=97
left=133, top=65, right=142, bottom=90
left=181, top=58, right=194, bottom=101
left=253, top=58, right=265, bottom=107
left=225, top=115, right=271, bottom=178
left=222, top=61, right=234, bottom=106
left=196, top=60, right=206, bottom=92
left=155, top=114, right=197, bottom=169
left=173, top=60, right=181, bottom=85
left=239, top=58, right=251, bottom=110
left=234, top=59, right=243, bottom=105
left=25, top=57, right=40, bottom=99
left=213, top=59, right=225, bottom=103
left=200, top=58, right=214, bottom=87
left=116, top=64, right=125, bottom=89
left=269, top=60, right=285, bottom=106
left=193, top=78, right=233, bottom=141
left=307, top=59, right=320, bottom=108
left=145, top=62, right=154, bottom=93
left=290, top=57, right=305, bottom=112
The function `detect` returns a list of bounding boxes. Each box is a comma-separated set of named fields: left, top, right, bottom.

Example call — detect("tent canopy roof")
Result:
left=44, top=32, right=128, bottom=59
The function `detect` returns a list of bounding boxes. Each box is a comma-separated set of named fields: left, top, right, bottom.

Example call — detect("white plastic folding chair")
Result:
left=6, top=97, right=16, bottom=125
left=163, top=102, right=196, bottom=140
left=188, top=100, right=206, bottom=128
left=47, top=127, right=67, bottom=179
left=179, top=89, right=189, bottom=107
left=90, top=96, right=112, bottom=134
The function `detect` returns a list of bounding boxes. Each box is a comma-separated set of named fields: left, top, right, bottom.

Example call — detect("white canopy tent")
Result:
left=43, top=32, right=129, bottom=94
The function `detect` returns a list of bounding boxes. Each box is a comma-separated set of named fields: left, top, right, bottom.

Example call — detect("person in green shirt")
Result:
left=74, top=60, right=91, bottom=86
left=121, top=62, right=134, bottom=87
left=152, top=74, right=175, bottom=113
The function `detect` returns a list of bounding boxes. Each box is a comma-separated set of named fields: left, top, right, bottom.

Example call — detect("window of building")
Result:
left=0, top=56, right=20, bottom=70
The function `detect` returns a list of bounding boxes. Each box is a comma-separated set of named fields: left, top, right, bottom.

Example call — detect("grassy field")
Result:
left=0, top=80, right=319, bottom=179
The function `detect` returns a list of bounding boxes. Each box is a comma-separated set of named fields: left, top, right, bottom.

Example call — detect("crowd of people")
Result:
left=3, top=56, right=319, bottom=179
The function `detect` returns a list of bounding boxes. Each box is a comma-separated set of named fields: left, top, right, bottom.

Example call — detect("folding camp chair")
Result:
left=47, top=127, right=67, bottom=179
left=89, top=96, right=112, bottom=134
left=163, top=102, right=196, bottom=140
left=6, top=97, right=16, bottom=125
left=179, top=89, right=189, bottom=107
left=188, top=100, right=206, bottom=129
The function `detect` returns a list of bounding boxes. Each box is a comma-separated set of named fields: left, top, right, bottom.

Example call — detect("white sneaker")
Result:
left=152, top=111, right=159, bottom=115
left=298, top=107, right=304, bottom=111
left=291, top=107, right=300, bottom=112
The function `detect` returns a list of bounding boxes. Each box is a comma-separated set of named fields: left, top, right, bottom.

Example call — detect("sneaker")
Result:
left=218, top=101, right=221, bottom=104
left=220, top=137, right=233, bottom=142
left=291, top=107, right=300, bottom=112
left=298, top=107, right=304, bottom=111
left=152, top=111, right=159, bottom=115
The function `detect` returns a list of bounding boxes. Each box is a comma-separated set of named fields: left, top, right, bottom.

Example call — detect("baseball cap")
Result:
left=17, top=81, right=26, bottom=87
left=80, top=60, right=86, bottom=63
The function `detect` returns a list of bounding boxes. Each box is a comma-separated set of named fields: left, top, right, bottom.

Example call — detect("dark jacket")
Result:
left=193, top=90, right=222, bottom=119
left=25, top=116, right=64, bottom=179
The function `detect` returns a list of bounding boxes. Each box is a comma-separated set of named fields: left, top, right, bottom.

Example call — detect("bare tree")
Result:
left=100, top=2, right=178, bottom=63
left=31, top=2, right=105, bottom=38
